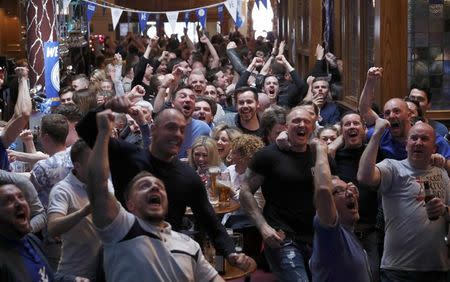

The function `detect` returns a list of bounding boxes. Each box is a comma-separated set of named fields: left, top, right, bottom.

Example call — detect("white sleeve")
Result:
left=95, top=206, right=135, bottom=244
left=47, top=186, right=70, bottom=215
left=376, top=159, right=395, bottom=195
left=194, top=246, right=219, bottom=282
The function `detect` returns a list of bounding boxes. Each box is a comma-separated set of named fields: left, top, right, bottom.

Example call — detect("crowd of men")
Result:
left=0, top=28, right=449, bottom=282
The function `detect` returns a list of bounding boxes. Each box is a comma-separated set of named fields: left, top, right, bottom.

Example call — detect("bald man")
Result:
left=358, top=119, right=450, bottom=282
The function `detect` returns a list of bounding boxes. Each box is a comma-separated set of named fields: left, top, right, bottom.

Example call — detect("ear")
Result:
left=126, top=199, right=135, bottom=212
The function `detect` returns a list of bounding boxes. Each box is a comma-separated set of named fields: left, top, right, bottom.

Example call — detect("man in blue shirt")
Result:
left=310, top=138, right=371, bottom=282
left=0, top=182, right=55, bottom=282
left=359, top=67, right=450, bottom=170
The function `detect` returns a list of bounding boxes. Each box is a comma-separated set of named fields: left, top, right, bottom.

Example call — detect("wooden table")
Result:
left=185, top=199, right=240, bottom=215
left=221, top=260, right=257, bottom=280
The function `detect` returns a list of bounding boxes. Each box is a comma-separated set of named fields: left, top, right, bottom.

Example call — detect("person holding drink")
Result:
left=358, top=119, right=450, bottom=282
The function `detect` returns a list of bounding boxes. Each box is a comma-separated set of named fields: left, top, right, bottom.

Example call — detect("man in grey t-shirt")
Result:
left=358, top=119, right=450, bottom=282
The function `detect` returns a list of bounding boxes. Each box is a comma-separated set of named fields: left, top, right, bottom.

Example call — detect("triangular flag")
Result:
left=63, top=0, right=71, bottom=11
left=224, top=0, right=238, bottom=24
left=255, top=0, right=260, bottom=9
left=138, top=13, right=149, bottom=34
left=261, top=0, right=268, bottom=9
left=86, top=2, right=96, bottom=23
left=166, top=11, right=179, bottom=34
left=197, top=8, right=207, bottom=29
left=218, top=5, right=224, bottom=25
left=110, top=7, right=123, bottom=30
left=184, top=11, right=190, bottom=28
left=234, top=0, right=244, bottom=29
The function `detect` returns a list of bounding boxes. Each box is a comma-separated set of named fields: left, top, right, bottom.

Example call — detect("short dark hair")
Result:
left=340, top=110, right=364, bottom=126
left=260, top=105, right=287, bottom=144
left=298, top=100, right=320, bottom=116
left=170, top=85, right=194, bottom=101
left=167, top=58, right=186, bottom=73
left=196, top=96, right=217, bottom=116
left=53, top=103, right=82, bottom=123
left=123, top=171, right=155, bottom=204
left=70, top=139, right=90, bottom=164
left=40, top=114, right=69, bottom=145
left=233, top=86, right=258, bottom=102
left=59, top=86, right=74, bottom=97
left=410, top=83, right=432, bottom=103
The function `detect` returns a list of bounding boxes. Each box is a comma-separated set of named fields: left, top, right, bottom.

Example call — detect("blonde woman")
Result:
left=188, top=136, right=224, bottom=175
left=211, top=124, right=242, bottom=166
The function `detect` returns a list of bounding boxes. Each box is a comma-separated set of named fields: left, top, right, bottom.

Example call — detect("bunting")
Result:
left=139, top=12, right=149, bottom=34
left=110, top=7, right=123, bottom=30
left=86, top=2, right=96, bottom=23
left=197, top=8, right=207, bottom=29
left=166, top=11, right=179, bottom=34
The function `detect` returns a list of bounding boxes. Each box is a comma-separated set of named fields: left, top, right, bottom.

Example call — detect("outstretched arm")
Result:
left=312, top=139, right=337, bottom=226
left=86, top=109, right=120, bottom=228
left=1, top=67, right=32, bottom=148
left=359, top=67, right=383, bottom=127
left=357, top=118, right=389, bottom=188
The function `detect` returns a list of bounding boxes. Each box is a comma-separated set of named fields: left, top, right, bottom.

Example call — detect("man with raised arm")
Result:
left=357, top=119, right=450, bottom=282
left=76, top=89, right=254, bottom=272
left=358, top=67, right=450, bottom=164
left=309, top=138, right=371, bottom=282
left=87, top=109, right=226, bottom=282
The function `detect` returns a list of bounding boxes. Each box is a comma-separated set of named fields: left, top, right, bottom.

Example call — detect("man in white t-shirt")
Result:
left=358, top=119, right=450, bottom=282
left=47, top=139, right=101, bottom=281
left=87, top=109, right=228, bottom=282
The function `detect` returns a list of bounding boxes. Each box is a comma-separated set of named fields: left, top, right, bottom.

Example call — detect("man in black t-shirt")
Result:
left=240, top=106, right=316, bottom=282
left=333, top=111, right=379, bottom=281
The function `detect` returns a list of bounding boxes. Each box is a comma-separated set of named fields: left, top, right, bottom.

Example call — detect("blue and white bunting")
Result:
left=197, top=8, right=207, bottom=29
left=86, top=2, right=96, bottom=22
left=139, top=12, right=149, bottom=33
left=184, top=11, right=190, bottom=28
left=166, top=11, right=179, bottom=34
left=110, top=7, right=123, bottom=30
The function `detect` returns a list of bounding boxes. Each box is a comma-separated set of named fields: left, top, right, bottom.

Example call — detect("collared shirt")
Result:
left=97, top=206, right=218, bottom=282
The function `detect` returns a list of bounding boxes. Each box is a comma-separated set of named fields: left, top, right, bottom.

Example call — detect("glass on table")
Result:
left=231, top=232, right=243, bottom=253
left=207, top=166, right=221, bottom=207
left=217, top=171, right=233, bottom=207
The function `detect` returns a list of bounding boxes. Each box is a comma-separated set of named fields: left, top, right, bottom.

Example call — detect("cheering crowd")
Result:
left=0, top=27, right=449, bottom=282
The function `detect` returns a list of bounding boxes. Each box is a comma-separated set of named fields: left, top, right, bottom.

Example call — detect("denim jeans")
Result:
left=381, top=269, right=447, bottom=282
left=264, top=241, right=310, bottom=282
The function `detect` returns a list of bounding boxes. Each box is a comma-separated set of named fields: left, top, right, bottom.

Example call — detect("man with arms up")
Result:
left=76, top=93, right=254, bottom=272
left=310, top=138, right=371, bottom=282
left=358, top=119, right=450, bottom=282
left=87, top=109, right=226, bottom=281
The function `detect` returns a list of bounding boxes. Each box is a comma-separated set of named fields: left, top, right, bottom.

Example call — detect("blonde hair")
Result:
left=188, top=136, right=221, bottom=170
left=230, top=134, right=264, bottom=159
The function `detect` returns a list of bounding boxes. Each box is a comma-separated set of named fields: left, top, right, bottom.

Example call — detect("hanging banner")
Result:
left=224, top=0, right=238, bottom=24
left=236, top=0, right=244, bottom=28
left=139, top=12, right=149, bottom=34
left=102, top=1, right=106, bottom=16
left=43, top=41, right=60, bottom=106
left=63, top=0, right=71, bottom=11
left=218, top=5, right=224, bottom=25
left=166, top=11, right=179, bottom=34
left=261, top=0, right=268, bottom=9
left=197, top=8, right=207, bottom=29
left=86, top=2, right=96, bottom=22
left=110, top=7, right=123, bottom=30
left=184, top=11, right=190, bottom=28
left=255, top=0, right=260, bottom=9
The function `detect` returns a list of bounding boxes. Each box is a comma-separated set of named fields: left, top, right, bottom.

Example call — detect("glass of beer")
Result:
left=217, top=171, right=232, bottom=207
left=208, top=166, right=221, bottom=207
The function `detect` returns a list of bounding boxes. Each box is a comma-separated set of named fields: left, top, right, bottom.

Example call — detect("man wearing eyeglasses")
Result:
left=358, top=119, right=450, bottom=282
left=309, top=138, right=371, bottom=282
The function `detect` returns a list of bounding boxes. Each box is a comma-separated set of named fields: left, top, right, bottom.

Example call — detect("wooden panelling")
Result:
left=374, top=0, right=408, bottom=107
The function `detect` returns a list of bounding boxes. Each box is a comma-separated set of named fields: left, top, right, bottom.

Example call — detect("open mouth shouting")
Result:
left=147, top=193, right=162, bottom=210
